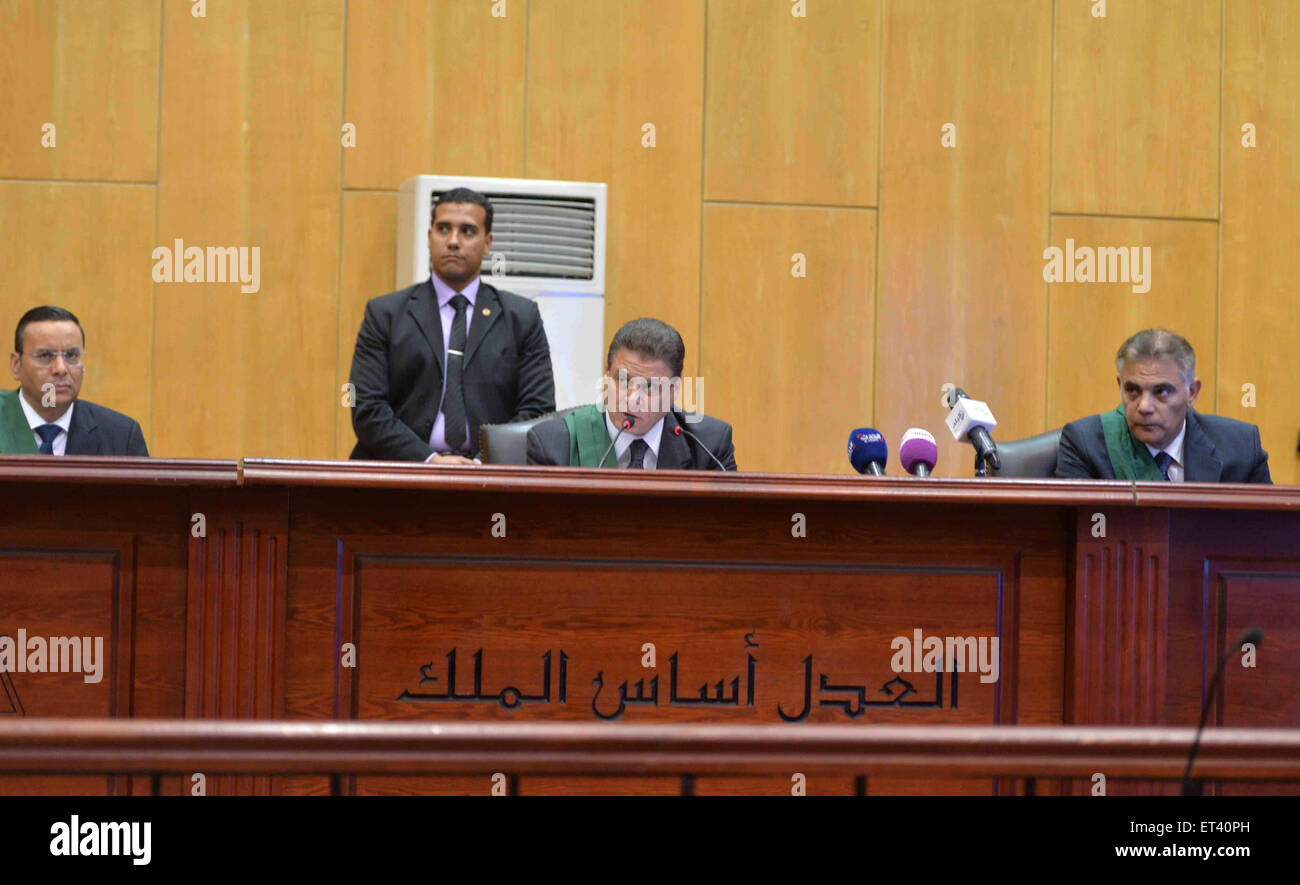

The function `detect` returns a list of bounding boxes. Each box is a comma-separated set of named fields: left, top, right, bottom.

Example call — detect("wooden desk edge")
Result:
left=1, top=456, right=1296, bottom=510
left=2, top=720, right=1298, bottom=779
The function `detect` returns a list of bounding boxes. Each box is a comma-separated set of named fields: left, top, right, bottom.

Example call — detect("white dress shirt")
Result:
left=604, top=411, right=664, bottom=469
left=1145, top=418, right=1187, bottom=482
left=18, top=389, right=74, bottom=455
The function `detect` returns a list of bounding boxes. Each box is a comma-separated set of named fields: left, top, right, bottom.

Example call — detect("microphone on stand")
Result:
left=599, top=417, right=634, bottom=468
left=899, top=428, right=939, bottom=477
left=672, top=418, right=729, bottom=471
left=847, top=428, right=889, bottom=476
left=944, top=387, right=1000, bottom=473
left=1181, top=628, right=1264, bottom=796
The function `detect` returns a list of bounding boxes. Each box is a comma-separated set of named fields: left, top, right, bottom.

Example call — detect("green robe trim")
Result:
left=0, top=390, right=40, bottom=454
left=563, top=404, right=616, bottom=467
left=1100, top=404, right=1165, bottom=481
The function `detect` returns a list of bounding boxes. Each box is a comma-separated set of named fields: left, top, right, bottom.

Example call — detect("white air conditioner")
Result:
left=397, top=174, right=607, bottom=411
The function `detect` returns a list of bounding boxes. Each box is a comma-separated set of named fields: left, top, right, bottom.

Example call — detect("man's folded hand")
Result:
left=426, top=453, right=477, bottom=465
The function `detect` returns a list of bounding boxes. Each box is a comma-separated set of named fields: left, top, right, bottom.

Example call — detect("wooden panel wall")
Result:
left=152, top=0, right=344, bottom=460
left=1053, top=0, right=1220, bottom=219
left=0, top=0, right=1295, bottom=482
left=527, top=0, right=706, bottom=379
left=0, top=0, right=160, bottom=181
left=875, top=0, right=1052, bottom=480
left=342, top=0, right=527, bottom=190
left=701, top=204, right=875, bottom=475
left=704, top=0, right=879, bottom=207
left=1219, top=0, right=1300, bottom=486
left=1046, top=218, right=1220, bottom=429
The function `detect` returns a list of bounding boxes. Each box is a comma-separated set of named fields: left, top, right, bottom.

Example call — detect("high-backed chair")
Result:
left=479, top=405, right=590, bottom=465
left=984, top=428, right=1063, bottom=478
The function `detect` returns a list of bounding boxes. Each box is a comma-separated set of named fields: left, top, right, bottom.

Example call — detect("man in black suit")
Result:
left=2, top=305, right=148, bottom=456
left=349, top=187, right=556, bottom=462
left=526, top=318, right=737, bottom=471
left=1055, top=328, right=1269, bottom=483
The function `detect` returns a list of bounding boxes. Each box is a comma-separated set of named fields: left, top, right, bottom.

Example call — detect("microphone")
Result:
left=1181, top=628, right=1263, bottom=796
left=899, top=428, right=939, bottom=477
left=599, top=417, right=633, bottom=468
left=944, top=387, right=1000, bottom=472
left=847, top=428, right=888, bottom=476
left=672, top=416, right=729, bottom=471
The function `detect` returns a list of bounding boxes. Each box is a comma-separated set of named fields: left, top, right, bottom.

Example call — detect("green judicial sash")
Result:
left=0, top=390, right=40, bottom=454
left=1099, top=404, right=1165, bottom=481
left=563, top=404, right=616, bottom=468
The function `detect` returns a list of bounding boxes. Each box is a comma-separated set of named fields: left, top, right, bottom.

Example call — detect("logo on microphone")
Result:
left=852, top=430, right=883, bottom=450
left=852, top=434, right=883, bottom=460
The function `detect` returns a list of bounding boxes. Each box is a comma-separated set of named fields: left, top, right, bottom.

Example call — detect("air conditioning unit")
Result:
left=397, top=174, right=607, bottom=411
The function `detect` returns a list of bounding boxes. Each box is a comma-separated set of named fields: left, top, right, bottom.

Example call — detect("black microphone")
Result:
left=599, top=417, right=633, bottom=468
left=672, top=415, right=729, bottom=471
left=1181, top=627, right=1264, bottom=796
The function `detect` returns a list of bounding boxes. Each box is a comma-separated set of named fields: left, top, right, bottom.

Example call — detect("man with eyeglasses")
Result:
left=1, top=305, right=148, bottom=456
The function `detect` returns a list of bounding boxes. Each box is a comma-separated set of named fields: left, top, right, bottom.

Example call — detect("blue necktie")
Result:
left=1153, top=450, right=1173, bottom=480
left=35, top=424, right=61, bottom=455
left=628, top=439, right=649, bottom=469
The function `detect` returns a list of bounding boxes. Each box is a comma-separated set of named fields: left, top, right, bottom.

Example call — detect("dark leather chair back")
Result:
left=986, top=428, right=1063, bottom=478
left=479, top=405, right=590, bottom=465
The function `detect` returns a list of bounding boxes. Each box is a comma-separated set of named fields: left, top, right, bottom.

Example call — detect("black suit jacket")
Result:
left=525, top=410, right=738, bottom=470
left=1055, top=409, right=1270, bottom=483
left=349, top=279, right=556, bottom=460
left=66, top=398, right=149, bottom=456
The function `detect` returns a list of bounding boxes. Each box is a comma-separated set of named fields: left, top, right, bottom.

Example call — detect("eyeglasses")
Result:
left=24, top=348, right=84, bottom=368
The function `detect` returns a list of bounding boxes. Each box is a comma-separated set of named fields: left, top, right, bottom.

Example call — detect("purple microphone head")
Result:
left=899, top=428, right=939, bottom=475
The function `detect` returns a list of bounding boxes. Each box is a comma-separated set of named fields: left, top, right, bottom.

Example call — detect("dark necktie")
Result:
left=1153, top=450, right=1173, bottom=480
left=442, top=294, right=470, bottom=452
left=628, top=439, right=649, bottom=469
left=36, top=424, right=61, bottom=455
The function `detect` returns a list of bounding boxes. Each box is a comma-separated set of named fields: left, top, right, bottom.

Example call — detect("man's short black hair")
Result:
left=606, top=318, right=685, bottom=380
left=431, top=187, right=494, bottom=234
left=14, top=305, right=84, bottom=353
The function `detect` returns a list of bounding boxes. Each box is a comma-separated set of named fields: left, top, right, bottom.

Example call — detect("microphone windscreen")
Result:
left=899, top=428, right=939, bottom=473
left=847, top=428, right=888, bottom=474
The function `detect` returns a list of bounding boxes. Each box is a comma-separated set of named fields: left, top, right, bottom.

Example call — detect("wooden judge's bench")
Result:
left=1, top=456, right=1297, bottom=796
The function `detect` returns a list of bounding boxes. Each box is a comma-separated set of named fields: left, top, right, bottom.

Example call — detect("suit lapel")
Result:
left=463, top=284, right=502, bottom=370
left=1182, top=411, right=1222, bottom=482
left=656, top=413, right=692, bottom=470
left=64, top=403, right=100, bottom=456
left=408, top=279, right=445, bottom=377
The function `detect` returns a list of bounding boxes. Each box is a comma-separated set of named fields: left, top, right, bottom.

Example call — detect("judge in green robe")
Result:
left=525, top=318, right=736, bottom=471
left=1055, top=328, right=1268, bottom=483
left=4, top=306, right=148, bottom=457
